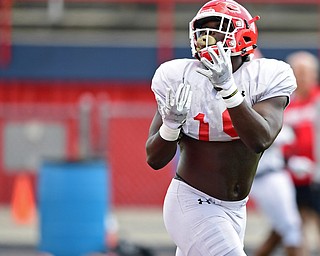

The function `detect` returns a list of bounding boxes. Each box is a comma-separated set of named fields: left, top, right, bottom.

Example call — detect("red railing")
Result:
left=0, top=0, right=319, bottom=66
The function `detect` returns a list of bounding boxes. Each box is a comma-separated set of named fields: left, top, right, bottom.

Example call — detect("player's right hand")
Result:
left=157, top=83, right=192, bottom=130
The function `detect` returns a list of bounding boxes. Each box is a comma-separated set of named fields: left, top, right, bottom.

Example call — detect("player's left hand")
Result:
left=196, top=41, right=234, bottom=92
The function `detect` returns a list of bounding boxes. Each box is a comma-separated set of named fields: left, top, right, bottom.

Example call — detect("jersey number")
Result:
left=194, top=110, right=238, bottom=141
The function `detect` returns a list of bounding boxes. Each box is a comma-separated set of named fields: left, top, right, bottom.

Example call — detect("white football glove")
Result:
left=196, top=42, right=233, bottom=90
left=196, top=42, right=243, bottom=108
left=157, top=83, right=192, bottom=141
left=157, top=83, right=192, bottom=129
left=287, top=156, right=315, bottom=178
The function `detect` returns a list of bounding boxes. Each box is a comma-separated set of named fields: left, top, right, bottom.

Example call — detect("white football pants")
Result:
left=250, top=170, right=302, bottom=246
left=163, top=178, right=248, bottom=256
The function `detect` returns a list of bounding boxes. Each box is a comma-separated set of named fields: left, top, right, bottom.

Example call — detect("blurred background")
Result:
left=0, top=0, right=319, bottom=255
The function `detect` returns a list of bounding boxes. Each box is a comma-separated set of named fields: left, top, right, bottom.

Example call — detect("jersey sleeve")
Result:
left=151, top=59, right=189, bottom=113
left=254, top=59, right=297, bottom=107
left=151, top=63, right=168, bottom=105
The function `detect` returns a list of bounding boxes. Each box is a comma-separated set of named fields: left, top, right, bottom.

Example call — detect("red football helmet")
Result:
left=189, top=0, right=260, bottom=60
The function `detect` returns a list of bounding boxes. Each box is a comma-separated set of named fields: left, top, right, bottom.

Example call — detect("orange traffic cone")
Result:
left=11, top=173, right=36, bottom=224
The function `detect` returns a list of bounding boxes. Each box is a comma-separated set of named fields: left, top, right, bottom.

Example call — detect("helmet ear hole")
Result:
left=243, top=36, right=252, bottom=43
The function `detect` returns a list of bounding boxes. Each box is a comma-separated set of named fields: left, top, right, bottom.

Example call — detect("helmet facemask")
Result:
left=190, top=14, right=244, bottom=61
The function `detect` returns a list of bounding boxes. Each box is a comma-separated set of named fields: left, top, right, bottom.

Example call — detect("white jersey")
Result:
left=151, top=58, right=297, bottom=141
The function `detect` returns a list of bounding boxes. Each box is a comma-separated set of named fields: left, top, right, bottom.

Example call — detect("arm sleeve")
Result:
left=151, top=59, right=188, bottom=114
left=255, top=60, right=297, bottom=107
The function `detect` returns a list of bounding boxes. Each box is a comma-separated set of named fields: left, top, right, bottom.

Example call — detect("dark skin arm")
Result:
left=146, top=111, right=177, bottom=170
left=228, top=95, right=287, bottom=153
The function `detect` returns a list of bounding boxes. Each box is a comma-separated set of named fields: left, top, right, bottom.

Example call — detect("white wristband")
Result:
left=219, top=83, right=244, bottom=108
left=159, top=124, right=180, bottom=141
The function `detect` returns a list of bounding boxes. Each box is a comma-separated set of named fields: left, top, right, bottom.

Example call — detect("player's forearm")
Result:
left=146, top=134, right=178, bottom=170
left=228, top=102, right=278, bottom=153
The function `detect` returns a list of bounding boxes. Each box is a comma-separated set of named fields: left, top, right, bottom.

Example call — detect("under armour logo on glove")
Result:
left=198, top=198, right=212, bottom=204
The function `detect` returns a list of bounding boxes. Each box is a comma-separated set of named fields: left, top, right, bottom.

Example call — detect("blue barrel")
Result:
left=38, top=159, right=109, bottom=256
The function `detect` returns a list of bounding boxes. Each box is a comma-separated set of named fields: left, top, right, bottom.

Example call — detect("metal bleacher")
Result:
left=9, top=0, right=320, bottom=49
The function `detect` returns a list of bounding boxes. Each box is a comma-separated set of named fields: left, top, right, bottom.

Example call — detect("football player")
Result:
left=250, top=125, right=303, bottom=256
left=284, top=50, right=320, bottom=255
left=146, top=0, right=297, bottom=255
